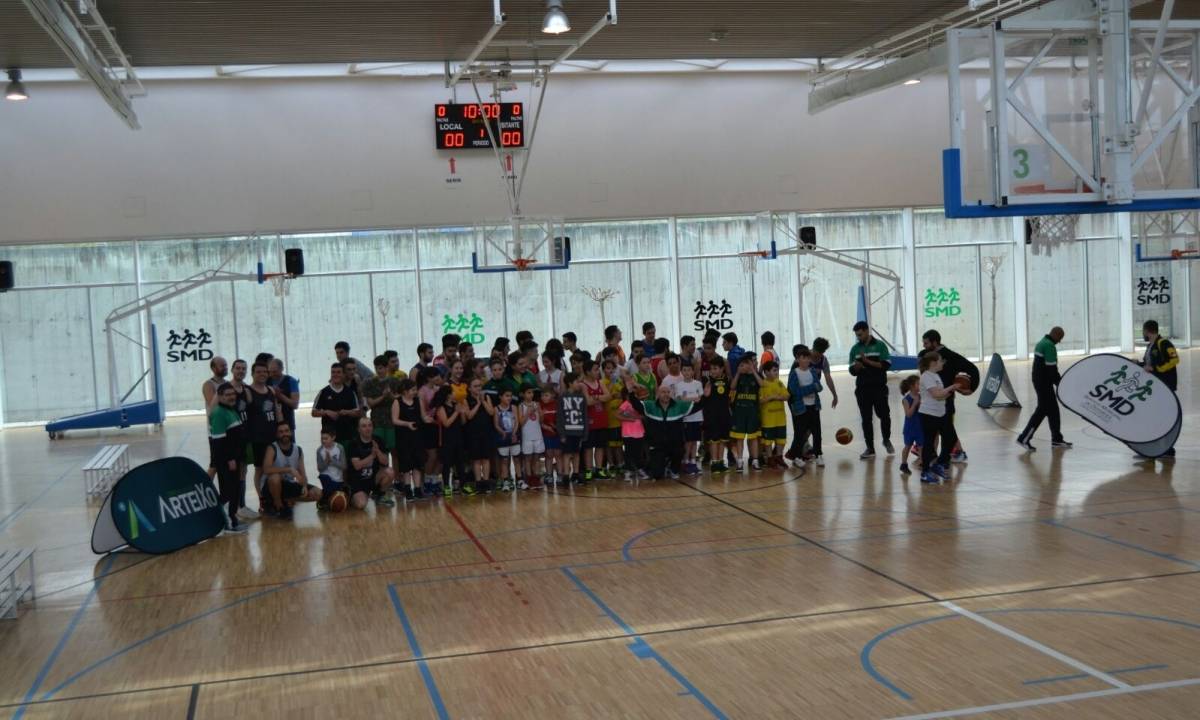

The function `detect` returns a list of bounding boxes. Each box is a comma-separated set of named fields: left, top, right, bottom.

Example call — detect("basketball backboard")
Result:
left=472, top=215, right=571, bottom=273
left=945, top=2, right=1200, bottom=219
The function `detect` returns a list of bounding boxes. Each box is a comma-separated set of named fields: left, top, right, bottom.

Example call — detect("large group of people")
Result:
left=199, top=316, right=1180, bottom=532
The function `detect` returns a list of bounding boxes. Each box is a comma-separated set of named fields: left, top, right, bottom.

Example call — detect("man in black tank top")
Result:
left=246, top=362, right=280, bottom=499
left=202, top=355, right=228, bottom=480
left=228, top=359, right=259, bottom=521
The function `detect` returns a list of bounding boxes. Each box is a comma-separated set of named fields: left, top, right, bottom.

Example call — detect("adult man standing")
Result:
left=312, top=363, right=361, bottom=448
left=202, top=356, right=229, bottom=415
left=562, top=332, right=579, bottom=357
left=384, top=350, right=407, bottom=380
left=261, top=423, right=321, bottom=519
left=362, top=354, right=402, bottom=472
left=848, top=321, right=893, bottom=459
left=434, top=333, right=461, bottom=372
left=642, top=322, right=658, bottom=358
left=1017, top=326, right=1072, bottom=451
left=918, top=330, right=980, bottom=463
left=1142, top=319, right=1180, bottom=457
left=245, top=362, right=280, bottom=502
left=411, top=342, right=435, bottom=378
left=267, top=358, right=300, bottom=431
left=335, top=341, right=372, bottom=386
left=603, top=325, right=626, bottom=364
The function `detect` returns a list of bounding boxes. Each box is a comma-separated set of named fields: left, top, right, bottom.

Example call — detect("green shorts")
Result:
left=373, top=426, right=396, bottom=451
left=760, top=425, right=787, bottom=443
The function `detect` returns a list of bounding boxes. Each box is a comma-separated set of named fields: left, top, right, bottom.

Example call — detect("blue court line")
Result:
left=561, top=567, right=729, bottom=720
left=1087, top=506, right=1197, bottom=520
left=1022, top=663, right=1168, bottom=686
left=387, top=585, right=450, bottom=720
left=14, top=554, right=116, bottom=719
left=1042, top=519, right=1200, bottom=569
left=35, top=500, right=719, bottom=700
left=861, top=608, right=1200, bottom=700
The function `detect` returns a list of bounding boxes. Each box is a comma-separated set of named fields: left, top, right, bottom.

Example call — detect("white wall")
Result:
left=0, top=73, right=949, bottom=244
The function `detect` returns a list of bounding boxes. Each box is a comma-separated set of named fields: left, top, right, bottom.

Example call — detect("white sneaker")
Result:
left=237, top=507, right=260, bottom=521
left=636, top=469, right=650, bottom=480
left=815, top=455, right=825, bottom=467
left=224, top=520, right=249, bottom=535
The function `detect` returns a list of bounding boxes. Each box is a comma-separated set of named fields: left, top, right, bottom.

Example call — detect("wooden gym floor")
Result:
left=1, top=353, right=1199, bottom=719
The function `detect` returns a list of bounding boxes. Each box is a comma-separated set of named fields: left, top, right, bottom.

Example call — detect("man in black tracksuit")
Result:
left=918, top=330, right=981, bottom=463
left=631, top=385, right=695, bottom=480
left=1017, top=326, right=1071, bottom=451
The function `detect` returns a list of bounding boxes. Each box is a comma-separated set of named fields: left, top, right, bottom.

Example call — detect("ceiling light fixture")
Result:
left=903, top=78, right=922, bottom=85
left=543, top=0, right=570, bottom=34
left=5, top=69, right=28, bottom=101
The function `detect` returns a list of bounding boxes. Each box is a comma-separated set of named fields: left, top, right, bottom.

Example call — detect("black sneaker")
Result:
left=412, top=486, right=426, bottom=500
left=405, top=486, right=416, bottom=501
left=1017, top=435, right=1036, bottom=452
left=899, top=463, right=911, bottom=475
left=277, top=505, right=294, bottom=520
left=1051, top=439, right=1073, bottom=448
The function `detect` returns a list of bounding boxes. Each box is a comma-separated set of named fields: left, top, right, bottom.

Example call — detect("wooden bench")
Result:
left=0, top=549, right=35, bottom=619
left=83, top=444, right=129, bottom=497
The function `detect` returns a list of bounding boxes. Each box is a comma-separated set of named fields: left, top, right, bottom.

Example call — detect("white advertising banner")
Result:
left=1058, top=354, right=1182, bottom=457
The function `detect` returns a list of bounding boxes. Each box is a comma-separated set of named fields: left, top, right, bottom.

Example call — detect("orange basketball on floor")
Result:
left=328, top=491, right=348, bottom=513
left=835, top=428, right=853, bottom=445
left=954, top=373, right=973, bottom=395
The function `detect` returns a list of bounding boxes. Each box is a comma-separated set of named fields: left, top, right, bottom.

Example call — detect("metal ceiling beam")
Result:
left=806, top=0, right=1148, bottom=115
left=446, top=0, right=506, bottom=87
left=547, top=0, right=618, bottom=72
left=18, top=0, right=142, bottom=129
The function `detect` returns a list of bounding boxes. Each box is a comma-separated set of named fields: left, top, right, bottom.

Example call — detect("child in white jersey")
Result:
left=518, top=385, right=545, bottom=489
left=673, top=363, right=705, bottom=475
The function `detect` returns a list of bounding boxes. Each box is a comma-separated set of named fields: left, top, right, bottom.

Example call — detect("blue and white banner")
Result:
left=1058, top=354, right=1182, bottom=458
left=976, top=353, right=1021, bottom=409
left=92, top=457, right=225, bottom=554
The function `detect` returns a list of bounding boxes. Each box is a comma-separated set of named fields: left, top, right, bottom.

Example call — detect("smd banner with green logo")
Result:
left=92, top=457, right=225, bottom=554
left=1057, top=354, right=1182, bottom=458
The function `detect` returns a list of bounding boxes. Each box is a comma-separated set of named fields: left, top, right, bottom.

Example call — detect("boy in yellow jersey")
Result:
left=757, top=361, right=790, bottom=468
left=602, top=359, right=626, bottom=472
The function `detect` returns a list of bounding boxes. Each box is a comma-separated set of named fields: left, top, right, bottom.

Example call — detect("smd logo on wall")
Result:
left=1057, top=353, right=1182, bottom=458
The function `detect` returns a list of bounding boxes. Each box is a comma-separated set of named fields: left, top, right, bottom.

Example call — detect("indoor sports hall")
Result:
left=2, top=1, right=1200, bottom=718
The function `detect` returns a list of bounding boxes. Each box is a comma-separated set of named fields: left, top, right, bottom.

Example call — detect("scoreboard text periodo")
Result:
left=435, top=103, right=525, bottom=149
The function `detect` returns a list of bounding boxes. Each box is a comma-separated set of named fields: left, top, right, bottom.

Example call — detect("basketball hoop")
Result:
left=512, top=257, right=537, bottom=277
left=738, top=250, right=768, bottom=274
left=269, top=274, right=293, bottom=297
left=1024, top=215, right=1079, bottom=256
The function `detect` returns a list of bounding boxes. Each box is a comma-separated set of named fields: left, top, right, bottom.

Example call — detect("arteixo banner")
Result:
left=92, top=457, right=225, bottom=554
left=1057, top=353, right=1182, bottom=458
left=976, top=353, right=1021, bottom=409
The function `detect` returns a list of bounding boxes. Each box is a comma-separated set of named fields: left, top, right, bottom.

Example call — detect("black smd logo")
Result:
left=1136, top=276, right=1171, bottom=306
left=693, top=299, right=733, bottom=331
left=166, top=328, right=213, bottom=362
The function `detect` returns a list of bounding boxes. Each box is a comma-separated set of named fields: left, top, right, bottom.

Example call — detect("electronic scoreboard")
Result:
left=434, top=103, right=525, bottom=150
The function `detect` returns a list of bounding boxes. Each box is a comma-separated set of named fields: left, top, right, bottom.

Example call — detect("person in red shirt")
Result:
left=581, top=360, right=612, bottom=481
left=539, top=387, right=561, bottom=485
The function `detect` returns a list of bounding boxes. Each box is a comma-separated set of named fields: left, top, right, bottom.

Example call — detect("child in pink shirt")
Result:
left=617, top=388, right=647, bottom=482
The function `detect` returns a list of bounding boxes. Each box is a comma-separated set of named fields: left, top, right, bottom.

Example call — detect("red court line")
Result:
left=82, top=529, right=792, bottom=606
left=445, top=504, right=497, bottom=563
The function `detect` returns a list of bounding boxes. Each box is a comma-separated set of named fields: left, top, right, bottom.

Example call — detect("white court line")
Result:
left=885, top=677, right=1200, bottom=720
left=940, top=601, right=1130, bottom=689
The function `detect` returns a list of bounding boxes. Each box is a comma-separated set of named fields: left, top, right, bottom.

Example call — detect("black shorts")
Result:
left=466, top=431, right=494, bottom=461
left=281, top=481, right=305, bottom=499
left=585, top=428, right=613, bottom=449
left=252, top=442, right=272, bottom=467
left=684, top=423, right=703, bottom=442
left=395, top=443, right=423, bottom=473
left=420, top=423, right=439, bottom=450
left=349, top=471, right=382, bottom=495
left=704, top=418, right=731, bottom=444
left=561, top=436, right=583, bottom=453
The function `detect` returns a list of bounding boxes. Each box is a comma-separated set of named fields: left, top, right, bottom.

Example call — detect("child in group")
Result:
left=617, top=387, right=647, bottom=481
left=581, top=360, right=611, bottom=482
left=315, top=428, right=348, bottom=511
left=757, top=361, right=790, bottom=468
left=729, top=354, right=763, bottom=471
left=786, top=345, right=824, bottom=468
left=538, top=352, right=563, bottom=391
left=518, top=385, right=545, bottom=489
left=602, top=359, right=625, bottom=474
left=463, top=378, right=495, bottom=495
left=539, top=386, right=562, bottom=485
left=390, top=378, right=426, bottom=500
left=674, top=362, right=705, bottom=475
left=493, top=388, right=523, bottom=491
left=917, top=352, right=959, bottom=484
left=632, top=355, right=658, bottom=398
left=635, top=384, right=695, bottom=480
left=417, top=367, right=443, bottom=495
left=703, top=358, right=733, bottom=473
left=759, top=331, right=778, bottom=368
left=557, top=372, right=589, bottom=484
left=434, top=385, right=467, bottom=496
left=899, top=375, right=924, bottom=476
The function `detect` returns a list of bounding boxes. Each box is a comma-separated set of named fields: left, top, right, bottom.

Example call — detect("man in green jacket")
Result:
left=848, top=321, right=892, bottom=459
left=1017, top=326, right=1071, bottom=451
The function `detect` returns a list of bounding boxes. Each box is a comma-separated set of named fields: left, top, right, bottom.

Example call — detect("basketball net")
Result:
left=512, top=257, right=536, bottom=278
left=1026, top=214, right=1079, bottom=256
left=738, top=251, right=767, bottom=274
left=270, top=274, right=292, bottom=297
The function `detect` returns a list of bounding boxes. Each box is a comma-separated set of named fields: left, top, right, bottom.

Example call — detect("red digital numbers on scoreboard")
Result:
left=435, top=103, right=524, bottom=150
